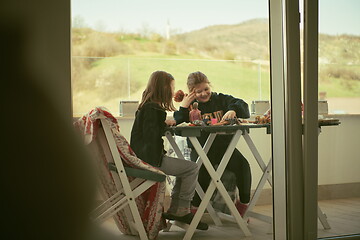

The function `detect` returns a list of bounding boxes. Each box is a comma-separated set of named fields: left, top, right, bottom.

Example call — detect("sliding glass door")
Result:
left=269, top=0, right=305, bottom=239
left=270, top=0, right=360, bottom=239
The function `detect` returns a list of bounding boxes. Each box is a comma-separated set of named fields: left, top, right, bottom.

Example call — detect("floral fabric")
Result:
left=75, top=107, right=166, bottom=240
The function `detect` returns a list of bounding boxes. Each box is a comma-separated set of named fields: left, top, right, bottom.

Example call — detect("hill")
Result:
left=174, top=19, right=270, bottom=60
left=71, top=19, right=360, bottom=115
left=72, top=18, right=360, bottom=64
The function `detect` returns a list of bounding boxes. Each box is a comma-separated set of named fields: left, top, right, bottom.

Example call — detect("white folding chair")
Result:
left=89, top=119, right=166, bottom=240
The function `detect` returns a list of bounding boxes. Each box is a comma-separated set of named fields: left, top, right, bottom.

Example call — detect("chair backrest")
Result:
left=92, top=119, right=128, bottom=191
left=88, top=118, right=166, bottom=240
left=91, top=119, right=165, bottom=188
left=75, top=107, right=167, bottom=240
left=87, top=119, right=126, bottom=227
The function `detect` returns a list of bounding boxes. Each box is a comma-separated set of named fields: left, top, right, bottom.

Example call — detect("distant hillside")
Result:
left=174, top=19, right=270, bottom=60
left=319, top=34, right=360, bottom=64
left=174, top=18, right=360, bottom=64
left=71, top=19, right=360, bottom=114
left=72, top=18, right=360, bottom=64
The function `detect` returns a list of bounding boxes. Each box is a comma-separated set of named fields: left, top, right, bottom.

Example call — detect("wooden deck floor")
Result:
left=102, top=197, right=360, bottom=239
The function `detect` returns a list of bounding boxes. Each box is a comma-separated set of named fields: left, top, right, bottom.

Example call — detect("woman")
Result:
left=174, top=71, right=252, bottom=216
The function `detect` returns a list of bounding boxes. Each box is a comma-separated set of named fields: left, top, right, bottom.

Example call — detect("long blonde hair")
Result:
left=139, top=71, right=176, bottom=111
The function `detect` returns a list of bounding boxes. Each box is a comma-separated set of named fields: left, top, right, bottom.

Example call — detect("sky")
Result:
left=71, top=0, right=360, bottom=36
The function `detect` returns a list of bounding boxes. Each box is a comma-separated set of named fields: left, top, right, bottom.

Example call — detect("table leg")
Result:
left=243, top=132, right=272, bottom=185
left=183, top=131, right=251, bottom=240
left=317, top=206, right=331, bottom=230
left=241, top=127, right=331, bottom=230
left=165, top=131, right=222, bottom=226
left=165, top=131, right=185, bottom=159
left=245, top=159, right=273, bottom=223
left=194, top=133, right=222, bottom=226
left=317, top=127, right=331, bottom=229
left=241, top=131, right=273, bottom=223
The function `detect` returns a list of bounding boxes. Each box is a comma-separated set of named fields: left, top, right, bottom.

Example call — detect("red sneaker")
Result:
left=235, top=201, right=248, bottom=217
left=235, top=201, right=250, bottom=223
left=190, top=206, right=198, bottom=215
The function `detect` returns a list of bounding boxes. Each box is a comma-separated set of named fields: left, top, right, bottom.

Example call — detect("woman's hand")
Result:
left=165, top=119, right=176, bottom=126
left=222, top=110, right=236, bottom=121
left=181, top=90, right=196, bottom=108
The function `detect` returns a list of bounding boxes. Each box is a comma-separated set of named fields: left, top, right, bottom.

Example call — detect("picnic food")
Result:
left=174, top=90, right=185, bottom=102
left=250, top=108, right=271, bottom=124
left=254, top=115, right=271, bottom=124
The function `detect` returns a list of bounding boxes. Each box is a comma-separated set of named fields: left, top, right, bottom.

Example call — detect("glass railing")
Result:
left=71, top=57, right=271, bottom=116
left=72, top=56, right=359, bottom=116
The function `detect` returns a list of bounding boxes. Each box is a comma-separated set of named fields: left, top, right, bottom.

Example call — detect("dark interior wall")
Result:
left=0, top=2, right=100, bottom=239
left=0, top=0, right=72, bottom=119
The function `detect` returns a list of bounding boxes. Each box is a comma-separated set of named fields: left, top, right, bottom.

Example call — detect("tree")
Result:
left=72, top=15, right=88, bottom=28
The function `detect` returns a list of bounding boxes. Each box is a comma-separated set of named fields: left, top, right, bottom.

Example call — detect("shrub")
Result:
left=163, top=41, right=177, bottom=55
left=223, top=51, right=236, bottom=60
left=78, top=32, right=131, bottom=57
left=324, top=67, right=360, bottom=81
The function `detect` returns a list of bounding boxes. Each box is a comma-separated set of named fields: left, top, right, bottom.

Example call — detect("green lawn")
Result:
left=72, top=55, right=359, bottom=115
left=96, top=55, right=271, bottom=100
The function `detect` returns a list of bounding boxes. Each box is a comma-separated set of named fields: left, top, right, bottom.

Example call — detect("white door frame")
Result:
left=271, top=1, right=360, bottom=239
left=303, top=0, right=319, bottom=238
left=269, top=0, right=287, bottom=239
left=270, top=0, right=304, bottom=239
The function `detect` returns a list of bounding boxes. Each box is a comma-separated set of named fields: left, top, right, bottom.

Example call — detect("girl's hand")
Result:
left=222, top=110, right=236, bottom=121
left=181, top=90, right=196, bottom=108
left=165, top=119, right=176, bottom=126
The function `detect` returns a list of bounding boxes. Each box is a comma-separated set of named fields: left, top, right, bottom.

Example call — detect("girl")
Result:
left=174, top=71, right=252, bottom=217
left=130, top=71, right=208, bottom=230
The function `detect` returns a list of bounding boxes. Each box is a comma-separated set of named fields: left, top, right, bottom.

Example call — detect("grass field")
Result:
left=72, top=55, right=360, bottom=115
left=72, top=55, right=271, bottom=115
left=71, top=23, right=360, bottom=115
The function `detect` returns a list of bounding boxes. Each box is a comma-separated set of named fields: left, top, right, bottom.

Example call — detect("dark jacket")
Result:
left=174, top=92, right=250, bottom=149
left=130, top=102, right=166, bottom=167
